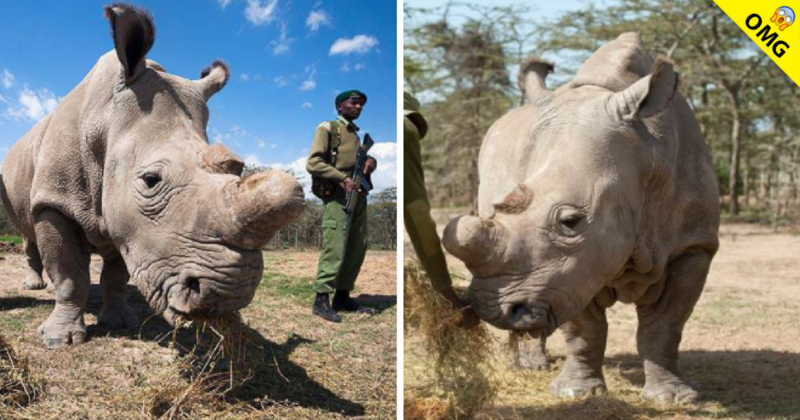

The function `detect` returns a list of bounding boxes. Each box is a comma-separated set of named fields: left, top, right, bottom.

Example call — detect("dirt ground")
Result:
left=0, top=249, right=397, bottom=419
left=404, top=214, right=800, bottom=420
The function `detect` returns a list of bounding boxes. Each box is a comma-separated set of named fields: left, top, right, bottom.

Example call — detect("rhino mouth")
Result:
left=164, top=264, right=262, bottom=319
left=468, top=274, right=575, bottom=335
left=134, top=248, right=264, bottom=324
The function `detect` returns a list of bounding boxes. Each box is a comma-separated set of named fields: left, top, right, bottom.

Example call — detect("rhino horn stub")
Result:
left=223, top=170, right=305, bottom=250
left=443, top=215, right=503, bottom=266
left=492, top=183, right=533, bottom=214
left=197, top=60, right=230, bottom=101
left=201, top=144, right=244, bottom=176
left=608, top=55, right=678, bottom=123
left=518, top=57, right=555, bottom=105
left=105, top=3, right=155, bottom=84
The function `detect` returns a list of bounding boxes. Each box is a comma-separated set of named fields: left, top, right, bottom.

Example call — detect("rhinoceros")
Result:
left=442, top=33, right=720, bottom=403
left=0, top=4, right=305, bottom=349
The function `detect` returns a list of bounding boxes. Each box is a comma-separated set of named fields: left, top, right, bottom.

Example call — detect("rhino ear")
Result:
left=104, top=3, right=155, bottom=84
left=607, top=56, right=678, bottom=123
left=197, top=60, right=230, bottom=101
left=518, top=57, right=555, bottom=105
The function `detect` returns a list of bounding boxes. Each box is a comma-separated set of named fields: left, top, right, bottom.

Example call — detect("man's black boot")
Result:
left=332, top=290, right=376, bottom=315
left=312, top=293, right=342, bottom=322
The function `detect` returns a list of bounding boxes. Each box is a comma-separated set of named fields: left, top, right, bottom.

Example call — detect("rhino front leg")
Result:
left=97, top=252, right=139, bottom=330
left=23, top=238, right=46, bottom=290
left=508, top=331, right=551, bottom=370
left=550, top=301, right=608, bottom=398
left=636, top=250, right=711, bottom=404
left=35, top=209, right=91, bottom=349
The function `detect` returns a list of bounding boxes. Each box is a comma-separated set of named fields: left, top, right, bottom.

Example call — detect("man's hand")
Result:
left=441, top=287, right=480, bottom=329
left=363, top=157, right=377, bottom=175
left=344, top=177, right=356, bottom=193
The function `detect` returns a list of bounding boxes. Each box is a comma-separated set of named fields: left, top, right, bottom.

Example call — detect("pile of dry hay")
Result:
left=0, top=333, right=42, bottom=408
left=137, top=312, right=254, bottom=419
left=404, top=262, right=499, bottom=420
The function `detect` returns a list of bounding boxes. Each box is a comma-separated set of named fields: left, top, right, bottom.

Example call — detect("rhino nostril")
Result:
left=510, top=305, right=530, bottom=324
left=186, top=277, right=201, bottom=293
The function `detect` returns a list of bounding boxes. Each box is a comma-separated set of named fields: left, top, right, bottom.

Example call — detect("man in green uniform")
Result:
left=403, top=91, right=478, bottom=327
left=307, top=90, right=377, bottom=322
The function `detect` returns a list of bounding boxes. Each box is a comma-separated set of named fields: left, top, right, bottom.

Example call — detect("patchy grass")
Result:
left=0, top=250, right=397, bottom=419
left=405, top=219, right=800, bottom=420
left=0, top=236, right=22, bottom=246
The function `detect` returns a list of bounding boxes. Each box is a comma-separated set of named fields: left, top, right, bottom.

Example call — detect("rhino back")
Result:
left=5, top=52, right=118, bottom=246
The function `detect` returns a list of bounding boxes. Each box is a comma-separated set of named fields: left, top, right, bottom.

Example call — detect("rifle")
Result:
left=343, top=134, right=375, bottom=231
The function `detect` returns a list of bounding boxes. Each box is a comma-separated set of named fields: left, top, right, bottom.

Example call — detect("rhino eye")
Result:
left=561, top=215, right=584, bottom=230
left=142, top=173, right=162, bottom=188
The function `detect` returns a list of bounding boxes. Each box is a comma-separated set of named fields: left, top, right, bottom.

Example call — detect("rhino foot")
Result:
left=642, top=379, right=698, bottom=404
left=508, top=347, right=551, bottom=371
left=38, top=310, right=87, bottom=349
left=24, top=272, right=46, bottom=290
left=98, top=304, right=139, bottom=329
left=550, top=375, right=607, bottom=398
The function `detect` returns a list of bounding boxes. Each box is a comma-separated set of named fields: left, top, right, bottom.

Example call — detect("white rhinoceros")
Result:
left=443, top=33, right=719, bottom=403
left=0, top=4, right=305, bottom=349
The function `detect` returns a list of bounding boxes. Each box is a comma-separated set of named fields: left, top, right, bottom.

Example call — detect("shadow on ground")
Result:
left=0, top=295, right=54, bottom=311
left=8, top=283, right=366, bottom=417
left=603, top=351, right=800, bottom=418
left=356, top=293, right=396, bottom=315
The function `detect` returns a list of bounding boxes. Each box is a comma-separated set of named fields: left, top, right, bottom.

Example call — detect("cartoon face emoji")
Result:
left=771, top=6, right=794, bottom=31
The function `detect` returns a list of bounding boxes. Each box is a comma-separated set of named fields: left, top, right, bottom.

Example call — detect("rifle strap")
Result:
left=329, top=120, right=342, bottom=168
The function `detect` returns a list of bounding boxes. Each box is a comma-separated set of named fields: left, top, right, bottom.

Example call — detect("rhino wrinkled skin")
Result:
left=443, top=33, right=719, bottom=403
left=0, top=5, right=305, bottom=349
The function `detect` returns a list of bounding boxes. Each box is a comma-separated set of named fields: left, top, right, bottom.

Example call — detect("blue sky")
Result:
left=0, top=0, right=398, bottom=192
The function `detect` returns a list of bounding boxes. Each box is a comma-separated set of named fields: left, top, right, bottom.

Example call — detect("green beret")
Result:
left=335, top=89, right=367, bottom=106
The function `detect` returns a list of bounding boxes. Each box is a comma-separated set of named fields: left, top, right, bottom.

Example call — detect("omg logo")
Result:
left=745, top=7, right=793, bottom=58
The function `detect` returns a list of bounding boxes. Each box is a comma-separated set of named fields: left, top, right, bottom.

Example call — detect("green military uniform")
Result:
left=307, top=115, right=369, bottom=294
left=403, top=92, right=452, bottom=291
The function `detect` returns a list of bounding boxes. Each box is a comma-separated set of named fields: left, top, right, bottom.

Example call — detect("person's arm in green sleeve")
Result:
left=403, top=116, right=478, bottom=327
left=306, top=124, right=349, bottom=182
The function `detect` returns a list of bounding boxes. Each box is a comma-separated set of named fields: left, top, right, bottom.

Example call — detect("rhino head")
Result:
left=99, top=5, right=304, bottom=323
left=443, top=38, right=681, bottom=337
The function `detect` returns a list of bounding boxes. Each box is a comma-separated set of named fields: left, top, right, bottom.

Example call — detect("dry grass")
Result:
left=405, top=218, right=800, bottom=420
left=0, top=250, right=397, bottom=419
left=403, top=262, right=498, bottom=419
left=0, top=333, right=43, bottom=408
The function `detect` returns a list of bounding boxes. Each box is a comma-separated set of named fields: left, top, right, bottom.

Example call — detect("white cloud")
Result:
left=1, top=69, right=14, bottom=89
left=244, top=154, right=266, bottom=167
left=354, top=63, right=365, bottom=71
left=5, top=87, right=60, bottom=122
left=240, top=73, right=250, bottom=81
left=270, top=23, right=294, bottom=55
left=368, top=142, right=397, bottom=192
left=273, top=76, right=288, bottom=87
left=217, top=0, right=235, bottom=8
left=300, top=80, right=316, bottom=91
left=340, top=62, right=350, bottom=72
left=299, top=64, right=316, bottom=91
left=245, top=0, right=278, bottom=25
left=329, top=35, right=379, bottom=55
left=257, top=139, right=266, bottom=148
left=306, top=9, right=331, bottom=32
left=270, top=144, right=278, bottom=149
left=301, top=102, right=313, bottom=108
left=0, top=92, right=7, bottom=104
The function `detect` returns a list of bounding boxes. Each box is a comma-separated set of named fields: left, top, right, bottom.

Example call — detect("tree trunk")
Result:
left=724, top=86, right=742, bottom=216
